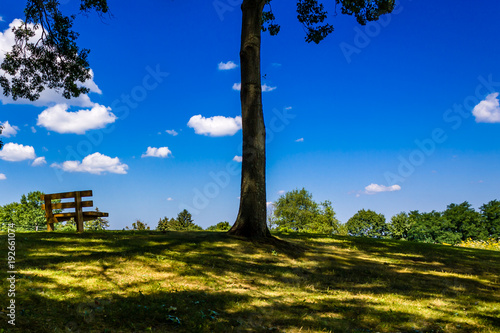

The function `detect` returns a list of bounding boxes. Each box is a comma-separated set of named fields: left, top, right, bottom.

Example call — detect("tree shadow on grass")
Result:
left=2, top=231, right=499, bottom=332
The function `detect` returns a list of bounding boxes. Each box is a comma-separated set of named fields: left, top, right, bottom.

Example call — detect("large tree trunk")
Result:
left=228, top=0, right=271, bottom=238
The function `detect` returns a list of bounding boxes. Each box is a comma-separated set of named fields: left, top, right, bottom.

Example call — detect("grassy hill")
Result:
left=0, top=231, right=499, bottom=332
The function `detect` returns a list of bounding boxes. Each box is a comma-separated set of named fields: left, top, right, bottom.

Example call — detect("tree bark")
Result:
left=228, top=0, right=271, bottom=238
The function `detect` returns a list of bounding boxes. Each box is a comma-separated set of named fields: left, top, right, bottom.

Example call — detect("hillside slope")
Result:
left=0, top=231, right=499, bottom=332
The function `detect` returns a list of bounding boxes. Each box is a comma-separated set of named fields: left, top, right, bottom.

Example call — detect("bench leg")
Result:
left=75, top=192, right=84, bottom=232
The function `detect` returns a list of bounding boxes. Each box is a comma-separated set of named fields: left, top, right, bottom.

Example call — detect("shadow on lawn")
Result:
left=2, top=231, right=500, bottom=332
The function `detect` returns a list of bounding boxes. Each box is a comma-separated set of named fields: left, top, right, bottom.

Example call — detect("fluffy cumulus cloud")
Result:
left=188, top=115, right=242, bottom=137
left=218, top=61, right=238, bottom=70
left=472, top=92, right=500, bottom=123
left=232, top=83, right=276, bottom=92
left=142, top=147, right=172, bottom=158
left=0, top=121, right=19, bottom=137
left=0, top=143, right=36, bottom=162
left=233, top=155, right=242, bottom=162
left=165, top=129, right=178, bottom=136
left=52, top=152, right=128, bottom=175
left=0, top=19, right=101, bottom=107
left=0, top=173, right=6, bottom=180
left=37, top=103, right=116, bottom=134
left=32, top=157, right=47, bottom=166
left=364, top=183, right=401, bottom=195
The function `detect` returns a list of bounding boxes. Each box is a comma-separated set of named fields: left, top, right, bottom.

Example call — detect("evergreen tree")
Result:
left=85, top=208, right=110, bottom=230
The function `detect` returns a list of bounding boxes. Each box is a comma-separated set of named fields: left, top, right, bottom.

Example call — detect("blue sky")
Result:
left=1, top=0, right=499, bottom=230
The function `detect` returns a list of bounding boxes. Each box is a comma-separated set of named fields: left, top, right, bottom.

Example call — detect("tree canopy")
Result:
left=346, top=209, right=388, bottom=238
left=273, top=188, right=340, bottom=234
left=0, top=191, right=46, bottom=231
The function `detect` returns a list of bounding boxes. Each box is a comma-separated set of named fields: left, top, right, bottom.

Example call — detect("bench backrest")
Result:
left=41, top=190, right=95, bottom=231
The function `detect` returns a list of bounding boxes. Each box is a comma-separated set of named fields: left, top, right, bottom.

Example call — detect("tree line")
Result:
left=270, top=188, right=499, bottom=245
left=2, top=190, right=499, bottom=246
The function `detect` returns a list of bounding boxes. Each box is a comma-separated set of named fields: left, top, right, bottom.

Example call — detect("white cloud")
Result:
left=295, top=138, right=304, bottom=142
left=51, top=152, right=128, bottom=175
left=277, top=190, right=285, bottom=195
left=0, top=17, right=4, bottom=22
left=165, top=129, right=178, bottom=136
left=37, top=103, right=116, bottom=134
left=0, top=173, right=6, bottom=180
left=0, top=143, right=36, bottom=161
left=0, top=121, right=19, bottom=137
left=285, top=106, right=292, bottom=110
left=262, top=84, right=277, bottom=92
left=142, top=147, right=172, bottom=158
left=472, top=92, right=500, bottom=123
left=218, top=61, right=238, bottom=70
left=233, top=155, right=242, bottom=162
left=0, top=19, right=101, bottom=108
left=31, top=126, right=37, bottom=133
left=188, top=115, right=242, bottom=137
left=232, top=83, right=276, bottom=92
left=232, top=83, right=242, bottom=91
left=167, top=197, right=174, bottom=201
left=364, top=183, right=401, bottom=195
left=266, top=201, right=274, bottom=207
left=32, top=156, right=46, bottom=166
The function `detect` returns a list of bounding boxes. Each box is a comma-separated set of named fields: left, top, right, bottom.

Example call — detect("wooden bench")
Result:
left=41, top=190, right=109, bottom=232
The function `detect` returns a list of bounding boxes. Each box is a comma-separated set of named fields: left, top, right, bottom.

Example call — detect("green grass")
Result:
left=1, top=231, right=499, bottom=332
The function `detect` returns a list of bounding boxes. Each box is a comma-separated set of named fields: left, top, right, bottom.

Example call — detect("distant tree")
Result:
left=0, top=191, right=45, bottom=231
left=479, top=200, right=500, bottom=239
left=346, top=209, right=388, bottom=238
left=127, top=220, right=150, bottom=230
left=274, top=189, right=340, bottom=234
left=57, top=218, right=77, bottom=231
left=0, top=202, right=20, bottom=230
left=266, top=202, right=278, bottom=230
left=85, top=208, right=110, bottom=230
left=388, top=212, right=414, bottom=240
left=443, top=202, right=484, bottom=241
left=406, top=210, right=441, bottom=243
left=157, top=217, right=171, bottom=231
left=207, top=221, right=231, bottom=231
left=309, top=200, right=341, bottom=235
left=175, top=209, right=202, bottom=231
left=406, top=210, right=463, bottom=244
left=274, top=188, right=316, bottom=231
left=158, top=210, right=202, bottom=231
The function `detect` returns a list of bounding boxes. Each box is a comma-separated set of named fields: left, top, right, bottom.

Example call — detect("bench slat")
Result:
left=41, top=190, right=93, bottom=200
left=42, top=200, right=93, bottom=210
left=53, top=211, right=109, bottom=222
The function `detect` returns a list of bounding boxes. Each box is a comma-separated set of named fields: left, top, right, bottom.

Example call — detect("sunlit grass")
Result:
left=0, top=231, right=499, bottom=332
